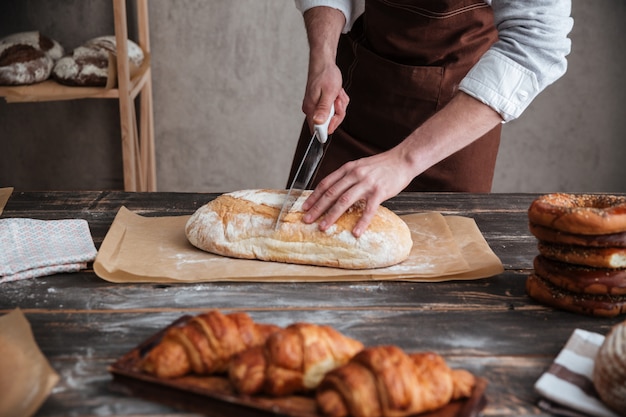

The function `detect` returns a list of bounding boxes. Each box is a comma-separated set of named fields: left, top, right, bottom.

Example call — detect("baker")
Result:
left=289, top=0, right=573, bottom=237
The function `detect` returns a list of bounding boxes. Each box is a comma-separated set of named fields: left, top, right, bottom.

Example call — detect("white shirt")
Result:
left=294, top=0, right=573, bottom=122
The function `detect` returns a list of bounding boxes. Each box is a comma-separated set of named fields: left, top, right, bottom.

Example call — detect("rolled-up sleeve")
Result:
left=294, top=0, right=364, bottom=33
left=459, top=0, right=573, bottom=122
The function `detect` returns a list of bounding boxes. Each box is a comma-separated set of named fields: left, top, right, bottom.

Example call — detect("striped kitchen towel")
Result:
left=534, top=328, right=621, bottom=417
left=0, top=218, right=97, bottom=283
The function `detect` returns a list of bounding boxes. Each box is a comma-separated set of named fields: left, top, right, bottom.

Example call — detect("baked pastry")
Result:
left=52, top=45, right=109, bottom=86
left=537, top=241, right=626, bottom=269
left=52, top=36, right=144, bottom=87
left=525, top=273, right=626, bottom=318
left=528, top=193, right=626, bottom=235
left=228, top=322, right=364, bottom=396
left=185, top=189, right=413, bottom=269
left=139, top=310, right=280, bottom=378
left=527, top=194, right=626, bottom=316
left=84, top=36, right=144, bottom=68
left=0, top=31, right=64, bottom=60
left=593, top=320, right=626, bottom=416
left=316, top=345, right=476, bottom=417
left=529, top=223, right=626, bottom=248
left=0, top=31, right=64, bottom=85
left=533, top=255, right=626, bottom=296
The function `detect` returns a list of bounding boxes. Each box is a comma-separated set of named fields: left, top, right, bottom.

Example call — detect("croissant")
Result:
left=229, top=322, right=364, bottom=396
left=316, top=345, right=476, bottom=417
left=140, top=310, right=280, bottom=378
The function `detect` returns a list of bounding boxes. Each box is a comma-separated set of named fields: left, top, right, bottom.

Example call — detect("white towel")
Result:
left=535, top=328, right=621, bottom=417
left=0, top=218, right=97, bottom=283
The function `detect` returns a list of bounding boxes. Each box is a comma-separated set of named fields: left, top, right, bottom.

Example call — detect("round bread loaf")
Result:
left=525, top=273, right=626, bottom=317
left=593, top=320, right=626, bottom=416
left=1, top=31, right=64, bottom=60
left=0, top=31, right=64, bottom=85
left=52, top=36, right=144, bottom=87
left=85, top=36, right=144, bottom=68
left=528, top=193, right=626, bottom=235
left=52, top=45, right=110, bottom=86
left=533, top=255, right=626, bottom=296
left=185, top=189, right=413, bottom=269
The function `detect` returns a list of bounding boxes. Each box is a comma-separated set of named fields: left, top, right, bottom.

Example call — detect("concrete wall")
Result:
left=1, top=0, right=625, bottom=193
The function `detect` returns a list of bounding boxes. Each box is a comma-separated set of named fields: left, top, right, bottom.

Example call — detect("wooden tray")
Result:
left=109, top=316, right=488, bottom=417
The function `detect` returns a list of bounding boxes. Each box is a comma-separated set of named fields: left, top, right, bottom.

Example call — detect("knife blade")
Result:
left=274, top=104, right=334, bottom=230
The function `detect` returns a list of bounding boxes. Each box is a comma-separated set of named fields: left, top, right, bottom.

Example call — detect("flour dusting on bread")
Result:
left=186, top=189, right=412, bottom=269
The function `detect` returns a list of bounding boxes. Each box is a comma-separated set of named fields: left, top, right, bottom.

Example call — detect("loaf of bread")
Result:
left=185, top=189, right=413, bottom=269
left=51, top=45, right=109, bottom=86
left=52, top=36, right=144, bottom=87
left=593, top=320, right=626, bottom=416
left=0, top=31, right=64, bottom=85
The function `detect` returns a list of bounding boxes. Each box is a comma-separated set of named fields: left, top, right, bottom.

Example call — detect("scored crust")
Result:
left=528, top=193, right=626, bottom=235
left=185, top=189, right=413, bottom=269
left=0, top=31, right=64, bottom=86
left=52, top=45, right=109, bottom=86
left=52, top=36, right=144, bottom=87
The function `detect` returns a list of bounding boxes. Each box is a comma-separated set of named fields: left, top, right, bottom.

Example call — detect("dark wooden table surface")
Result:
left=1, top=190, right=622, bottom=417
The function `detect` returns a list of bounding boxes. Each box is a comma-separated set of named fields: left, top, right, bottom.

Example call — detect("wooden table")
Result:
left=1, top=191, right=622, bottom=417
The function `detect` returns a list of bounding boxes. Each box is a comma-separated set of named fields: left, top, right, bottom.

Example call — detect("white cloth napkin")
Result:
left=534, top=328, right=621, bottom=417
left=0, top=218, right=97, bottom=283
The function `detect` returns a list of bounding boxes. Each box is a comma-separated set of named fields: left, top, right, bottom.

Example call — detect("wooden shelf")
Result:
left=0, top=0, right=156, bottom=192
left=0, top=57, right=151, bottom=102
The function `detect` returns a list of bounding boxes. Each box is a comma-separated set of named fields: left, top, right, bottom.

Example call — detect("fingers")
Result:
left=301, top=169, right=348, bottom=221
left=352, top=201, right=379, bottom=238
left=328, top=89, right=349, bottom=134
left=313, top=102, right=333, bottom=125
left=302, top=165, right=384, bottom=238
left=301, top=148, right=416, bottom=237
left=312, top=88, right=349, bottom=134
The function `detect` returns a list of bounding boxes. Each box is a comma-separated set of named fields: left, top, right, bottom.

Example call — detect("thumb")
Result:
left=313, top=100, right=335, bottom=125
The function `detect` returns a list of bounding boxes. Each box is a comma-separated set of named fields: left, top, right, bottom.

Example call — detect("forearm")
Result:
left=400, top=92, right=503, bottom=176
left=302, top=7, right=345, bottom=69
left=301, top=7, right=347, bottom=125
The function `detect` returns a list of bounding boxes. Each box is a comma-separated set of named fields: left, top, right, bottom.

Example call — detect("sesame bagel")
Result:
left=533, top=255, right=626, bottom=296
left=526, top=274, right=626, bottom=318
left=528, top=193, right=626, bottom=235
left=529, top=223, right=626, bottom=248
left=537, top=241, right=626, bottom=269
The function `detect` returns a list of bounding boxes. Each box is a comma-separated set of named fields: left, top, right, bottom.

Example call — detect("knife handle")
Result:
left=314, top=103, right=335, bottom=144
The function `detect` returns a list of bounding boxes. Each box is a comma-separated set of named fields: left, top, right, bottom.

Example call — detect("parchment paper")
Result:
left=94, top=207, right=502, bottom=283
left=0, top=309, right=59, bottom=417
left=0, top=187, right=12, bottom=215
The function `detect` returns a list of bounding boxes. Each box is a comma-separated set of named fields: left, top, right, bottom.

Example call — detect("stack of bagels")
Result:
left=526, top=193, right=626, bottom=317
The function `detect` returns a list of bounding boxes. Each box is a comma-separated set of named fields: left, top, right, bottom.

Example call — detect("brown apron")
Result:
left=288, top=0, right=501, bottom=192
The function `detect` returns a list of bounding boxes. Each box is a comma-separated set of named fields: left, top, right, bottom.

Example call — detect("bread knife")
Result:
left=274, top=104, right=334, bottom=230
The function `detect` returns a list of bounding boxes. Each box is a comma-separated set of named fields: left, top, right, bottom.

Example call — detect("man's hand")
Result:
left=302, top=92, right=504, bottom=237
left=301, top=7, right=348, bottom=134
left=302, top=144, right=415, bottom=238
